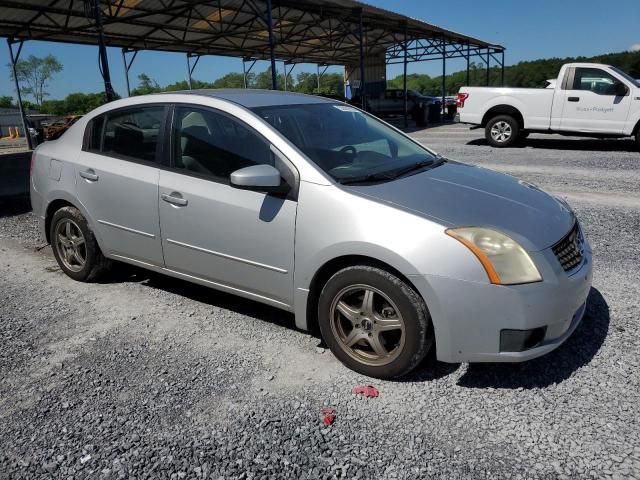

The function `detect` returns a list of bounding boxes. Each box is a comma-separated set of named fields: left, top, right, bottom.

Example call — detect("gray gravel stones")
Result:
left=1, top=124, right=639, bottom=478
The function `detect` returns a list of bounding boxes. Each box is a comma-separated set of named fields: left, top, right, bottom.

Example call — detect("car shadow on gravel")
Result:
left=467, top=137, right=638, bottom=152
left=456, top=287, right=609, bottom=389
left=103, top=266, right=298, bottom=331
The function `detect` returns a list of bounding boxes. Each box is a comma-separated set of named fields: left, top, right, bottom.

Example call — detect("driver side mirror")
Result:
left=230, top=164, right=289, bottom=194
left=614, top=82, right=629, bottom=96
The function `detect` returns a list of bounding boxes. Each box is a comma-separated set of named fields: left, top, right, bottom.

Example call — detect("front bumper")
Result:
left=412, top=242, right=593, bottom=363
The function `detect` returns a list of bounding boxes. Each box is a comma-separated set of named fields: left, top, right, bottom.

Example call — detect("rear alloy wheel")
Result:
left=50, top=206, right=111, bottom=282
left=486, top=115, right=520, bottom=148
left=318, top=266, right=432, bottom=378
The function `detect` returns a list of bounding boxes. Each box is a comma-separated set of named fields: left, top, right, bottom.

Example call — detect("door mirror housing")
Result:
left=230, top=164, right=289, bottom=194
left=614, top=82, right=629, bottom=96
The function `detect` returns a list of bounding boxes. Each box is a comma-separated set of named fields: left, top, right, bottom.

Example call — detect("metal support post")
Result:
left=121, top=48, right=138, bottom=97
left=316, top=64, right=329, bottom=93
left=242, top=58, right=257, bottom=88
left=266, top=0, right=277, bottom=90
left=358, top=9, right=366, bottom=109
left=283, top=62, right=296, bottom=91
left=466, top=43, right=470, bottom=85
left=403, top=24, right=408, bottom=128
left=186, top=53, right=201, bottom=90
left=486, top=48, right=490, bottom=86
left=7, top=38, right=32, bottom=150
left=501, top=50, right=505, bottom=86
left=441, top=37, right=446, bottom=122
left=88, top=0, right=115, bottom=102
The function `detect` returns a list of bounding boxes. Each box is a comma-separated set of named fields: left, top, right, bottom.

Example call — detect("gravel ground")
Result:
left=1, top=124, right=639, bottom=479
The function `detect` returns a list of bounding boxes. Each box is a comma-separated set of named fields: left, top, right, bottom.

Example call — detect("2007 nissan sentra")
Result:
left=30, top=90, right=593, bottom=378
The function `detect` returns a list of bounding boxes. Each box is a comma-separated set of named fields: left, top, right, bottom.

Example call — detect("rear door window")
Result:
left=88, top=105, right=165, bottom=163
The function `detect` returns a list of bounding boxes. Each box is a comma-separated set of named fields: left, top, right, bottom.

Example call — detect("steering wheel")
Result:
left=339, top=145, right=357, bottom=160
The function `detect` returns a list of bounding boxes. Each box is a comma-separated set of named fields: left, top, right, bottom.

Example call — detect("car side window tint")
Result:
left=101, top=106, right=164, bottom=163
left=572, top=68, right=620, bottom=95
left=172, top=106, right=272, bottom=182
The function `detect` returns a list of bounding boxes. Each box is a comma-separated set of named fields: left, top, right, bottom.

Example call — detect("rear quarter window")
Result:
left=84, top=116, right=104, bottom=152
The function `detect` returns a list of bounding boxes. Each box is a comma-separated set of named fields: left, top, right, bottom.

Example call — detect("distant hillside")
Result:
left=388, top=50, right=640, bottom=96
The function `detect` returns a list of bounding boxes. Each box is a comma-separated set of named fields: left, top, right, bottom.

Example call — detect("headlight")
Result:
left=446, top=227, right=542, bottom=285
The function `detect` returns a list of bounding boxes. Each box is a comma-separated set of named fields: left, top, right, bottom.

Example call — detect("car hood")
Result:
left=344, top=161, right=574, bottom=251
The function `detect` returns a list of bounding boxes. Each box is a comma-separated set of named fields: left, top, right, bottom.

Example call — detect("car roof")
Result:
left=165, top=89, right=337, bottom=108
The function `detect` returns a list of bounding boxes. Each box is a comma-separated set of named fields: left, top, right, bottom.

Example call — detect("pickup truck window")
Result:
left=572, top=68, right=620, bottom=95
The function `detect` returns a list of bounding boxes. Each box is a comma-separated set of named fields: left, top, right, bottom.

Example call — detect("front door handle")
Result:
left=568, top=97, right=580, bottom=102
left=79, top=169, right=99, bottom=181
left=161, top=192, right=188, bottom=207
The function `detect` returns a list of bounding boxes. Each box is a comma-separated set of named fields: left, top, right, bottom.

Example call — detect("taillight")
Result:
left=456, top=92, right=469, bottom=108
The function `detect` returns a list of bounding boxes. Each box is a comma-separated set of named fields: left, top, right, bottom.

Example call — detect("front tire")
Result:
left=318, top=266, right=433, bottom=379
left=485, top=115, right=520, bottom=148
left=50, top=206, right=110, bottom=282
left=635, top=130, right=640, bottom=152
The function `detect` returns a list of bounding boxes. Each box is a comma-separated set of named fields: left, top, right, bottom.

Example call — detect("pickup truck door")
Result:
left=558, top=66, right=632, bottom=133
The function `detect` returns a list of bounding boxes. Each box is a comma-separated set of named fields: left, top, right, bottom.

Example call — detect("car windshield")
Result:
left=251, top=103, right=438, bottom=183
left=611, top=67, right=640, bottom=87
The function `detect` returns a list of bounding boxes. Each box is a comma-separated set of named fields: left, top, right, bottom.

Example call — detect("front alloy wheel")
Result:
left=318, top=266, right=432, bottom=378
left=330, top=285, right=405, bottom=367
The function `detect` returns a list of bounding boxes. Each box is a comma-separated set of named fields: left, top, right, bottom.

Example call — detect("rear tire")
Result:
left=485, top=115, right=520, bottom=148
left=318, top=266, right=433, bottom=379
left=635, top=130, right=640, bottom=152
left=50, top=206, right=111, bottom=282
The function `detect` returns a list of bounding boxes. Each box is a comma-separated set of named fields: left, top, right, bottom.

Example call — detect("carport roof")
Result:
left=0, top=0, right=503, bottom=65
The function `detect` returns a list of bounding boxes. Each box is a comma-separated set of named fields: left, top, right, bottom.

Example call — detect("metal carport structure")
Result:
left=0, top=0, right=505, bottom=149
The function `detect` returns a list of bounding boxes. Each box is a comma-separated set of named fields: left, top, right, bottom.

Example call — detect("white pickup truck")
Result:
left=456, top=63, right=640, bottom=149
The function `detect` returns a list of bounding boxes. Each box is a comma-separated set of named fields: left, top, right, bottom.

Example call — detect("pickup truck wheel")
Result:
left=486, top=115, right=519, bottom=148
left=635, top=130, right=640, bottom=151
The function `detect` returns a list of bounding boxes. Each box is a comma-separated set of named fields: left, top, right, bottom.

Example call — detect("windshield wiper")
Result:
left=387, top=155, right=447, bottom=180
left=339, top=156, right=446, bottom=186
left=338, top=171, right=397, bottom=185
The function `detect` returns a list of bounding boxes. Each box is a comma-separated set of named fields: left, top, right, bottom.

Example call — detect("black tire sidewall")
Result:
left=485, top=115, right=520, bottom=148
left=318, top=266, right=432, bottom=379
left=50, top=207, right=100, bottom=282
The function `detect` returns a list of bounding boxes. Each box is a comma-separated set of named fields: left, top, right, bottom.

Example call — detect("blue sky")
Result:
left=1, top=0, right=639, bottom=100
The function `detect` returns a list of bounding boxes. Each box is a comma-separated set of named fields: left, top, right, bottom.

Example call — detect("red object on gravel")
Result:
left=352, top=385, right=380, bottom=398
left=321, top=407, right=336, bottom=426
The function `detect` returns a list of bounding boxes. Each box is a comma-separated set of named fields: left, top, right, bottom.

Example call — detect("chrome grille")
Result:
left=552, top=223, right=584, bottom=273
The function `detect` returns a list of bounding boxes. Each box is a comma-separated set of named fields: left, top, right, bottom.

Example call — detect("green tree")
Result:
left=0, top=95, right=14, bottom=108
left=212, top=72, right=247, bottom=88
left=40, top=92, right=112, bottom=115
left=253, top=68, right=286, bottom=90
left=131, top=73, right=161, bottom=95
left=9, top=54, right=63, bottom=106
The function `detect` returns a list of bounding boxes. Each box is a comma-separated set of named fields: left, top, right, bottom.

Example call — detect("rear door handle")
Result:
left=568, top=97, right=580, bottom=102
left=79, top=169, right=99, bottom=181
left=161, top=192, right=188, bottom=207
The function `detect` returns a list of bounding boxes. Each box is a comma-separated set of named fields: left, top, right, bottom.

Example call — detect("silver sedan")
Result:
left=30, top=90, right=592, bottom=378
